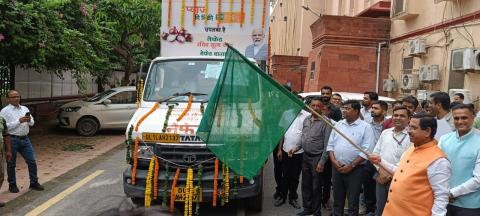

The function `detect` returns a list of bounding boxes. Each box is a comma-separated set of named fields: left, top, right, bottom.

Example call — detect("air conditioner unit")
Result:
left=434, top=0, right=453, bottom=3
left=401, top=74, right=419, bottom=90
left=419, top=65, right=429, bottom=82
left=451, top=48, right=476, bottom=71
left=473, top=49, right=480, bottom=71
left=383, top=79, right=395, bottom=92
left=417, top=90, right=439, bottom=101
left=391, top=0, right=418, bottom=20
left=429, top=64, right=440, bottom=81
left=408, top=39, right=426, bottom=56
left=449, top=89, right=473, bottom=104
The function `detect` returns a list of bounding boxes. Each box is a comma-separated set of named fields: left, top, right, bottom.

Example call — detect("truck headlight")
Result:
left=63, top=107, right=81, bottom=112
left=137, top=146, right=154, bottom=159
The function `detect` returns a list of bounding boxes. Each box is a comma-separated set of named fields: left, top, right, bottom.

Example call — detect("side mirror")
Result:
left=103, top=99, right=111, bottom=105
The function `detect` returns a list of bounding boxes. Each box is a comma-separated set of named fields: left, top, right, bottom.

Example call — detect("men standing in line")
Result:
left=297, top=97, right=333, bottom=216
left=361, top=92, right=379, bottom=124
left=362, top=100, right=387, bottom=216
left=369, top=113, right=451, bottom=216
left=0, top=90, right=44, bottom=193
left=275, top=108, right=310, bottom=208
left=439, top=104, right=480, bottom=215
left=0, top=115, right=12, bottom=207
left=327, top=100, right=375, bottom=216
left=371, top=106, right=412, bottom=216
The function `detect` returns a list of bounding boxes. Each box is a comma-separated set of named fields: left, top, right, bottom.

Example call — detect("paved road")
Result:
left=2, top=146, right=326, bottom=216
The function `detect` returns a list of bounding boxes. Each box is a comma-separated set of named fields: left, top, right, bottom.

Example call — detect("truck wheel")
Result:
left=131, top=197, right=145, bottom=206
left=76, top=117, right=99, bottom=136
left=245, top=177, right=263, bottom=212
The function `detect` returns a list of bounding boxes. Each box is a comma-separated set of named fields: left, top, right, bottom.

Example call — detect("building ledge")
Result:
left=357, top=1, right=391, bottom=18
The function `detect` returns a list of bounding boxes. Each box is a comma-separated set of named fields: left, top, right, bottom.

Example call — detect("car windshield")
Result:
left=143, top=59, right=223, bottom=102
left=86, top=89, right=115, bottom=102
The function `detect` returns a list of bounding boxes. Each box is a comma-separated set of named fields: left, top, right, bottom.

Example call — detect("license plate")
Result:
left=174, top=187, right=202, bottom=202
left=142, top=133, right=180, bottom=143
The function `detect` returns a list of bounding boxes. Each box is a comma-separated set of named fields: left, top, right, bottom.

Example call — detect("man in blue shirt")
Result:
left=327, top=100, right=376, bottom=216
left=438, top=104, right=480, bottom=215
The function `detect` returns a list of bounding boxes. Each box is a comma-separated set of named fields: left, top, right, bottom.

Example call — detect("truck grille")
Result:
left=155, top=144, right=217, bottom=171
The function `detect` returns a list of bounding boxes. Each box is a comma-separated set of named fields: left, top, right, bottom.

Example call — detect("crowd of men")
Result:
left=273, top=86, right=480, bottom=216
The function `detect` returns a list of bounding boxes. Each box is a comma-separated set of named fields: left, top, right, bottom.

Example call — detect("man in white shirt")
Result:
left=371, top=106, right=412, bottom=216
left=244, top=28, right=268, bottom=61
left=276, top=109, right=310, bottom=208
left=0, top=90, right=44, bottom=193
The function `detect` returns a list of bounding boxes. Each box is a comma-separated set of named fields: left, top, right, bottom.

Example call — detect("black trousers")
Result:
left=447, top=204, right=480, bottom=216
left=321, top=160, right=332, bottom=205
left=332, top=165, right=364, bottom=216
left=279, top=151, right=303, bottom=200
left=301, top=153, right=324, bottom=216
left=362, top=161, right=377, bottom=213
left=273, top=146, right=283, bottom=195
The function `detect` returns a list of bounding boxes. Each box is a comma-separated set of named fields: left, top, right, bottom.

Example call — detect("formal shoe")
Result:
left=274, top=197, right=286, bottom=207
left=9, top=185, right=19, bottom=193
left=322, top=201, right=333, bottom=211
left=289, top=199, right=301, bottom=209
left=364, top=212, right=375, bottom=216
left=273, top=192, right=280, bottom=199
left=29, top=182, right=44, bottom=191
left=0, top=201, right=5, bottom=207
left=296, top=210, right=313, bottom=216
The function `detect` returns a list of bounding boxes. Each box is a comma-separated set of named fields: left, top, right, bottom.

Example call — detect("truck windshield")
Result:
left=143, top=59, right=223, bottom=102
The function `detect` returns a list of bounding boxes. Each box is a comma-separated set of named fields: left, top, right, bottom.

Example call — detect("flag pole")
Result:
left=305, top=105, right=394, bottom=176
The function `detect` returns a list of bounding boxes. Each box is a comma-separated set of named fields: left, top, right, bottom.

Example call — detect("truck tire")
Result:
left=131, top=197, right=145, bottom=206
left=245, top=176, right=263, bottom=212
left=76, top=117, right=99, bottom=136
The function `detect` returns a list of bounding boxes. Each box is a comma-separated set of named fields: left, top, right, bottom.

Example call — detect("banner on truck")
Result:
left=160, top=0, right=270, bottom=61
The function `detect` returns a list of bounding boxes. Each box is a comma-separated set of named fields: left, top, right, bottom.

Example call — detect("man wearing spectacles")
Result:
left=0, top=90, right=44, bottom=194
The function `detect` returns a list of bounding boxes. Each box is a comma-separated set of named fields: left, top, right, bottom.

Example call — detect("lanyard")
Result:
left=392, top=132, right=407, bottom=146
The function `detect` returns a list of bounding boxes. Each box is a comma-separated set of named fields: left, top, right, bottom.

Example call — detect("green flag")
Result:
left=196, top=45, right=305, bottom=180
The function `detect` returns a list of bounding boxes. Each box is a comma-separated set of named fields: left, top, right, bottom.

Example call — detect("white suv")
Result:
left=58, top=86, right=137, bottom=136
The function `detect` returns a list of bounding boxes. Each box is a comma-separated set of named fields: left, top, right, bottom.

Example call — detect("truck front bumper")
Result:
left=123, top=166, right=262, bottom=201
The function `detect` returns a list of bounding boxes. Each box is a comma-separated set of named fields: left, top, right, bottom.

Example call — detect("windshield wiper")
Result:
left=160, top=92, right=207, bottom=103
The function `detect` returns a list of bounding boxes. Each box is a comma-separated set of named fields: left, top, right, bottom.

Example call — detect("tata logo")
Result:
left=183, top=154, right=197, bottom=163
left=180, top=135, right=203, bottom=143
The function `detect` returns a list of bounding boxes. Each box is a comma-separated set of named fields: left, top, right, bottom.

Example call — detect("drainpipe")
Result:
left=376, top=41, right=387, bottom=93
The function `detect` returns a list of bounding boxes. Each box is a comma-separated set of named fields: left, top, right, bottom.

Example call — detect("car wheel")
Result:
left=76, top=117, right=99, bottom=136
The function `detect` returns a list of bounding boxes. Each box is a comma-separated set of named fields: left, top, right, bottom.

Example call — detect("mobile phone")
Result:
left=25, top=112, right=31, bottom=117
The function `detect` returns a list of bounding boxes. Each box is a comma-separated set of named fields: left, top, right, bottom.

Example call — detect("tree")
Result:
left=95, top=0, right=161, bottom=86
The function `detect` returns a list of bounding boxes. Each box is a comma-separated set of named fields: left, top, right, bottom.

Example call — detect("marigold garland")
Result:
left=132, top=137, right=139, bottom=185
left=204, top=0, right=209, bottom=24
left=168, top=0, right=172, bottom=27
left=213, top=159, right=219, bottom=207
left=267, top=27, right=271, bottom=70
left=185, top=168, right=194, bottom=216
left=221, top=163, right=225, bottom=206
left=195, top=165, right=203, bottom=216
left=261, top=0, right=266, bottom=30
left=181, top=0, right=186, bottom=28
left=240, top=0, right=244, bottom=27
left=225, top=163, right=230, bottom=203
left=162, top=105, right=175, bottom=132
left=153, top=157, right=160, bottom=199
left=217, top=0, right=221, bottom=27
left=250, top=0, right=254, bottom=24
left=240, top=176, right=244, bottom=184
left=176, top=94, right=193, bottom=122
left=170, top=168, right=181, bottom=212
left=144, top=156, right=156, bottom=207
left=193, top=0, right=197, bottom=26
left=132, top=102, right=159, bottom=185
left=162, top=162, right=170, bottom=207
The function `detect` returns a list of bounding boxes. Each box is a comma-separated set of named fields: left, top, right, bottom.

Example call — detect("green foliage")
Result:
left=0, top=0, right=161, bottom=90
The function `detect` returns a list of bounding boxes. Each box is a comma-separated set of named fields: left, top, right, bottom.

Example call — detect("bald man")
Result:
left=245, top=28, right=268, bottom=61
